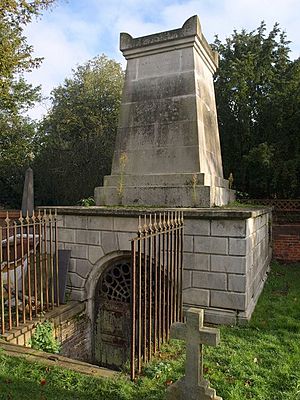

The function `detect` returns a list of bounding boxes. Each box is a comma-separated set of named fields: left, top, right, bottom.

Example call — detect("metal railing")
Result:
left=0, top=210, right=59, bottom=335
left=130, top=211, right=184, bottom=380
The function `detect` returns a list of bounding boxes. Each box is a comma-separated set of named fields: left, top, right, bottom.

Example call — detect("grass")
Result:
left=0, top=261, right=299, bottom=399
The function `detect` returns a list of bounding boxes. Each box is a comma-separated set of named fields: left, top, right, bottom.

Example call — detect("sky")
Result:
left=24, top=0, right=300, bottom=120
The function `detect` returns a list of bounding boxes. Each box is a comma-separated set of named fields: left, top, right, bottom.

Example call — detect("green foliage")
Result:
left=0, top=0, right=55, bottom=207
left=29, top=320, right=61, bottom=354
left=213, top=22, right=300, bottom=198
left=33, top=54, right=124, bottom=206
left=78, top=197, right=96, bottom=207
left=143, top=362, right=172, bottom=379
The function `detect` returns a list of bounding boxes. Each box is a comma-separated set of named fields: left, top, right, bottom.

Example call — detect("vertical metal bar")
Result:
left=162, top=212, right=166, bottom=343
left=130, top=239, right=136, bottom=381
left=26, top=212, right=32, bottom=321
left=175, top=211, right=180, bottom=321
left=142, top=216, right=147, bottom=362
left=0, top=227, right=5, bottom=334
left=38, top=211, right=44, bottom=313
left=54, top=209, right=59, bottom=307
left=173, top=211, right=176, bottom=324
left=179, top=211, right=184, bottom=321
left=13, top=222, right=19, bottom=327
left=147, top=215, right=152, bottom=362
left=137, top=217, right=142, bottom=373
left=32, top=212, right=38, bottom=318
left=6, top=213, right=12, bottom=330
left=19, top=212, right=26, bottom=324
left=166, top=212, right=170, bottom=341
left=49, top=211, right=54, bottom=308
left=153, top=214, right=158, bottom=354
left=43, top=210, right=49, bottom=311
left=169, top=212, right=174, bottom=326
left=157, top=214, right=162, bottom=350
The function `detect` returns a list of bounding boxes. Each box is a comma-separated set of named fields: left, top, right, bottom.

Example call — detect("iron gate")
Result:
left=130, top=211, right=184, bottom=380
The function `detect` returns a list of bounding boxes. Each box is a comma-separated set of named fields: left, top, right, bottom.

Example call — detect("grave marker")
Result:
left=167, top=308, right=223, bottom=400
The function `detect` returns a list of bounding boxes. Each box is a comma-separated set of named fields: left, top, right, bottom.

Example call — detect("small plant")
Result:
left=117, top=152, right=128, bottom=203
left=29, top=321, right=61, bottom=354
left=143, top=361, right=172, bottom=379
left=78, top=197, right=95, bottom=207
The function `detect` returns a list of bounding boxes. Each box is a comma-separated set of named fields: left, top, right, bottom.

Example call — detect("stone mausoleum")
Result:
left=47, top=16, right=271, bottom=366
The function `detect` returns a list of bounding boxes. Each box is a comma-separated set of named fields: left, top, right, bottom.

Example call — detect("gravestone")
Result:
left=167, top=308, right=222, bottom=400
left=21, top=167, right=34, bottom=217
left=95, top=15, right=234, bottom=207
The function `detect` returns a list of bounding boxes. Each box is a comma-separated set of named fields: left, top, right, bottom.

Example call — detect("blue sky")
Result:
left=24, top=0, right=300, bottom=119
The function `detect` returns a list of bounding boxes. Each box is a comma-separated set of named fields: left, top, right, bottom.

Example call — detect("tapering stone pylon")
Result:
left=95, top=16, right=234, bottom=207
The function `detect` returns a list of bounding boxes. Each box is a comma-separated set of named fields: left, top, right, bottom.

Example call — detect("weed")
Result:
left=29, top=320, right=61, bottom=354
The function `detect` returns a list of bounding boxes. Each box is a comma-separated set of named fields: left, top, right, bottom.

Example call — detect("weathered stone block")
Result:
left=229, top=237, right=252, bottom=256
left=194, top=236, right=228, bottom=255
left=113, top=217, right=138, bottom=232
left=193, top=271, right=227, bottom=290
left=117, top=232, right=133, bottom=251
left=87, top=216, right=114, bottom=231
left=228, top=274, right=247, bottom=293
left=184, top=235, right=194, bottom=252
left=75, top=259, right=93, bottom=279
left=101, top=231, right=118, bottom=254
left=68, top=272, right=86, bottom=289
left=64, top=243, right=88, bottom=260
left=210, top=291, right=246, bottom=311
left=211, top=219, right=246, bottom=237
left=183, top=270, right=192, bottom=289
left=64, top=215, right=88, bottom=229
left=76, top=230, right=101, bottom=245
left=88, top=245, right=105, bottom=265
left=210, top=255, right=247, bottom=274
left=68, top=287, right=86, bottom=302
left=137, top=50, right=181, bottom=78
left=183, top=288, right=209, bottom=306
left=183, top=253, right=210, bottom=271
left=184, top=219, right=210, bottom=235
left=58, top=228, right=76, bottom=243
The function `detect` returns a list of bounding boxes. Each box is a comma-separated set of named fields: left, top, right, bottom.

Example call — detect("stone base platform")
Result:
left=95, top=173, right=235, bottom=207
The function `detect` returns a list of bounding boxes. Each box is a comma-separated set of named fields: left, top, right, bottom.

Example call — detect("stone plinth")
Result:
left=49, top=205, right=271, bottom=325
left=95, top=16, right=234, bottom=207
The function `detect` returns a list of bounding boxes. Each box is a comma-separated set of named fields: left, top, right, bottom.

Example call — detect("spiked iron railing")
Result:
left=130, top=211, right=184, bottom=380
left=0, top=210, right=59, bottom=335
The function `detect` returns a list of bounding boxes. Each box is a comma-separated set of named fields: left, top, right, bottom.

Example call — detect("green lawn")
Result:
left=0, top=261, right=299, bottom=400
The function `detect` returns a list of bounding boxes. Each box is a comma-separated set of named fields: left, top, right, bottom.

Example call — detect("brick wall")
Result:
left=273, top=224, right=300, bottom=262
left=3, top=302, right=92, bottom=362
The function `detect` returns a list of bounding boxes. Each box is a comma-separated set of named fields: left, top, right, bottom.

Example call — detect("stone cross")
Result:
left=167, top=308, right=223, bottom=400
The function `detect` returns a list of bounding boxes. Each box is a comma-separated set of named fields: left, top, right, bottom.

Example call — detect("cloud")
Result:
left=24, top=0, right=299, bottom=120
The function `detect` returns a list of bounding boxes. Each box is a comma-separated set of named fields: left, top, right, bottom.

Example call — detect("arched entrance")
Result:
left=93, top=257, right=131, bottom=370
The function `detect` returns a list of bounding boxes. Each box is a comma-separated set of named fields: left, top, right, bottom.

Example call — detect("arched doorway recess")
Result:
left=93, top=257, right=131, bottom=369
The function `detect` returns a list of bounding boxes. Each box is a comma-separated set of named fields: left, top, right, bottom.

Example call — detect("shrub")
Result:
left=29, top=321, right=61, bottom=354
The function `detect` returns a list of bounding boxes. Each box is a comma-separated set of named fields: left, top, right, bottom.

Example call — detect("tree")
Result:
left=0, top=0, right=55, bottom=207
left=34, top=55, right=124, bottom=205
left=213, top=22, right=300, bottom=198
